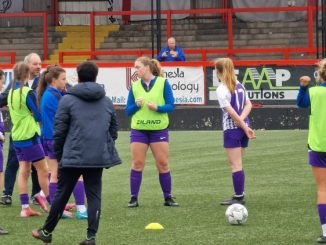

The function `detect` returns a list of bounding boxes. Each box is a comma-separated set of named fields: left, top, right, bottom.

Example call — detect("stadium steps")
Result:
left=0, top=19, right=315, bottom=64
left=103, top=32, right=308, bottom=43
left=96, top=18, right=315, bottom=62
left=0, top=26, right=64, bottom=64
left=45, top=25, right=120, bottom=64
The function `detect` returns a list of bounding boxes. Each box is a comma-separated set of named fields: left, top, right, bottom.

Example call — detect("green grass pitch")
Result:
left=0, top=130, right=319, bottom=245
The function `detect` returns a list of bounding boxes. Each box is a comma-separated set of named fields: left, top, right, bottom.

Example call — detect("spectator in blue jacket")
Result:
left=157, top=37, right=186, bottom=62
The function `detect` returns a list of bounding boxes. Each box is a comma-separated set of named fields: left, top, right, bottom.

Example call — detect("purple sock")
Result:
left=159, top=172, right=172, bottom=199
left=49, top=182, right=57, bottom=204
left=232, top=170, right=245, bottom=197
left=73, top=181, right=85, bottom=205
left=20, top=193, right=29, bottom=205
left=130, top=169, right=142, bottom=198
left=318, top=204, right=326, bottom=225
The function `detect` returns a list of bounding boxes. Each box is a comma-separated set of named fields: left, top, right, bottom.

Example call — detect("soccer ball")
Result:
left=225, top=203, right=248, bottom=225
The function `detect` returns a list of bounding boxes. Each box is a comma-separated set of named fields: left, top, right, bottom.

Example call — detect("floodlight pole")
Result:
left=156, top=0, right=161, bottom=57
left=151, top=0, right=154, bottom=58
left=316, top=0, right=319, bottom=59
left=321, top=0, right=326, bottom=58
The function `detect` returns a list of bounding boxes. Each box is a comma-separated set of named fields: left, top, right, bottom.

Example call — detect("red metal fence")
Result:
left=61, top=6, right=315, bottom=59
left=0, top=5, right=322, bottom=67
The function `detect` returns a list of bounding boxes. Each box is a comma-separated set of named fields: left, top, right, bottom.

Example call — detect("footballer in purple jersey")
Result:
left=215, top=58, right=255, bottom=206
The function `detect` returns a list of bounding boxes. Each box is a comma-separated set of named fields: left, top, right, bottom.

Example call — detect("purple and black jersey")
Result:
left=216, top=81, right=250, bottom=131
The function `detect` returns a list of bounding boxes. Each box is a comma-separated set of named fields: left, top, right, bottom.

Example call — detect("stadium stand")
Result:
left=0, top=26, right=63, bottom=63
left=0, top=0, right=321, bottom=131
left=47, top=25, right=119, bottom=64
left=97, top=18, right=313, bottom=62
left=1, top=21, right=312, bottom=64
left=0, top=1, right=314, bottom=63
left=0, top=17, right=315, bottom=64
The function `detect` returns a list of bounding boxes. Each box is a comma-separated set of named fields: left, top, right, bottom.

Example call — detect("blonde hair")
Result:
left=214, top=58, right=237, bottom=93
left=24, top=53, right=41, bottom=64
left=135, top=56, right=164, bottom=77
left=10, top=62, right=30, bottom=109
left=317, top=59, right=326, bottom=83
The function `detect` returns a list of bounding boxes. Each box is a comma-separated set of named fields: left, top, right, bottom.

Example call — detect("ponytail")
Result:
left=11, top=62, right=29, bottom=109
left=214, top=58, right=236, bottom=93
left=150, top=59, right=164, bottom=77
left=318, top=58, right=326, bottom=83
left=37, top=68, right=50, bottom=107
left=37, top=65, right=66, bottom=107
left=135, top=56, right=164, bottom=78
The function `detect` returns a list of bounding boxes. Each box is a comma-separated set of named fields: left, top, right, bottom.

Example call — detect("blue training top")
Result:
left=297, top=82, right=326, bottom=108
left=125, top=76, right=175, bottom=117
left=40, top=86, right=65, bottom=140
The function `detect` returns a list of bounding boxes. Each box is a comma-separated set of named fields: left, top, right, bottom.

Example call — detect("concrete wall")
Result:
left=1, top=107, right=308, bottom=132
left=115, top=107, right=309, bottom=131
left=1, top=105, right=308, bottom=133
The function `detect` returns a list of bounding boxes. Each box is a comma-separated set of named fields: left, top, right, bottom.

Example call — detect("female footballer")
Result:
left=214, top=58, right=255, bottom=206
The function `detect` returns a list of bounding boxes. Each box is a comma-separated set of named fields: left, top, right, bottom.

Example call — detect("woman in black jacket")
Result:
left=32, top=61, right=121, bottom=245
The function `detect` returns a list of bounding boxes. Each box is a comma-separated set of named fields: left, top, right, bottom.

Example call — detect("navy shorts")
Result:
left=224, top=129, right=249, bottom=148
left=309, top=150, right=326, bottom=168
left=130, top=129, right=169, bottom=144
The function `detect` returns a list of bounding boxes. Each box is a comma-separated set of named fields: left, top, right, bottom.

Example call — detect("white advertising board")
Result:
left=1, top=66, right=205, bottom=105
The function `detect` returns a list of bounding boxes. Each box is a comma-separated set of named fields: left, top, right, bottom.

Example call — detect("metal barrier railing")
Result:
left=0, top=6, right=319, bottom=66
left=58, top=48, right=319, bottom=66
left=0, top=52, right=16, bottom=66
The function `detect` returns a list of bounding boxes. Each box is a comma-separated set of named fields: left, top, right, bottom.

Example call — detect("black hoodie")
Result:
left=53, top=82, right=121, bottom=169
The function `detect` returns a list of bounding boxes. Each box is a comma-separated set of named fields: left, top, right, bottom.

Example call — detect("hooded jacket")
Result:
left=53, top=82, right=121, bottom=168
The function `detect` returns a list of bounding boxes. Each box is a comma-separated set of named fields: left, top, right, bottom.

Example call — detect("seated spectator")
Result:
left=157, top=37, right=186, bottom=62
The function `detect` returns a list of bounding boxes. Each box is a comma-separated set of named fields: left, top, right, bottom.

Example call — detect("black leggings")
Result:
left=43, top=167, right=103, bottom=238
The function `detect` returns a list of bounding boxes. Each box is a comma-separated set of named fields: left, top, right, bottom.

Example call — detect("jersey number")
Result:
left=235, top=87, right=245, bottom=111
